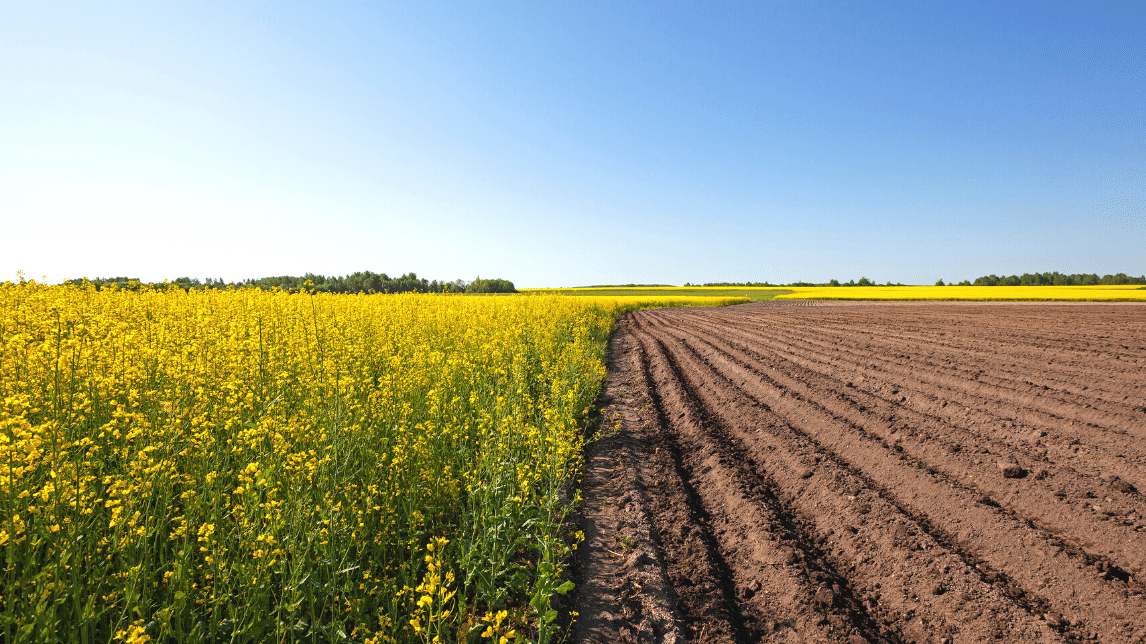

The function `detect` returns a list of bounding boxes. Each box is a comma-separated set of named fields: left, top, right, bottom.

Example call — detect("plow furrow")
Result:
left=574, top=302, right=1146, bottom=643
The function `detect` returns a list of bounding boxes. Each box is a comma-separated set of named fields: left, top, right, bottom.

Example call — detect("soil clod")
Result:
left=997, top=459, right=1028, bottom=479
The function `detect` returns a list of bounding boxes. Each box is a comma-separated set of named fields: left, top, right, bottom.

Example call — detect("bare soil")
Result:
left=571, top=301, right=1146, bottom=644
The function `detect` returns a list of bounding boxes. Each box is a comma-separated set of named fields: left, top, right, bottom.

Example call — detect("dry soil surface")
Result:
left=572, top=301, right=1146, bottom=644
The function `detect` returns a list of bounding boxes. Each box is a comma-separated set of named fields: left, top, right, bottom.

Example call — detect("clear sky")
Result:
left=3, top=1, right=1143, bottom=287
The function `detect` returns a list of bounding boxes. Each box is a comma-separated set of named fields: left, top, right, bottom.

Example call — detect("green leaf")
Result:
left=555, top=580, right=574, bottom=595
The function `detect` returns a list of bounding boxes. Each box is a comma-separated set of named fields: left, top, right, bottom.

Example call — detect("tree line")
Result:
left=968, top=272, right=1146, bottom=286
left=62, top=271, right=517, bottom=294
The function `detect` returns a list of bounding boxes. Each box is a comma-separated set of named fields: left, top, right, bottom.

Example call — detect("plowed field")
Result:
left=572, top=302, right=1146, bottom=644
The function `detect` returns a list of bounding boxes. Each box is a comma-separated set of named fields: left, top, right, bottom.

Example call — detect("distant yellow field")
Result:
left=527, top=285, right=1146, bottom=302
left=522, top=287, right=788, bottom=302
left=569, top=294, right=751, bottom=308
left=774, top=285, right=1146, bottom=301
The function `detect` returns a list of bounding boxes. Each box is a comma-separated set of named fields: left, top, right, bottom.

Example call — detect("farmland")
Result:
left=3, top=282, right=742, bottom=643
left=573, top=300, right=1146, bottom=643
left=7, top=279, right=1146, bottom=643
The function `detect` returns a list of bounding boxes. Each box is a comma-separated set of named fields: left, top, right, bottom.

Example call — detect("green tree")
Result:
left=466, top=277, right=517, bottom=294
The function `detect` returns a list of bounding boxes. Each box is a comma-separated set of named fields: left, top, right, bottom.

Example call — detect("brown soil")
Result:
left=571, top=302, right=1146, bottom=644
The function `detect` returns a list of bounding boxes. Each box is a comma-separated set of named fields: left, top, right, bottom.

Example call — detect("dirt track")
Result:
left=572, top=302, right=1146, bottom=644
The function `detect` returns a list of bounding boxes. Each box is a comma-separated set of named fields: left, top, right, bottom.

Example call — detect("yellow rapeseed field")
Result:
left=546, top=294, right=752, bottom=307
left=773, top=285, right=1146, bottom=301
left=1, top=280, right=679, bottom=643
left=530, top=284, right=1146, bottom=301
left=530, top=284, right=1146, bottom=302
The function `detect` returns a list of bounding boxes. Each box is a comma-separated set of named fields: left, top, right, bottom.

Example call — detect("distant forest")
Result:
left=969, top=272, right=1146, bottom=286
left=53, top=271, right=1146, bottom=293
left=63, top=271, right=517, bottom=294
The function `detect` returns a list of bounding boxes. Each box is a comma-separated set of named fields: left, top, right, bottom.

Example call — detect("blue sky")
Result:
left=3, top=1, right=1143, bottom=286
